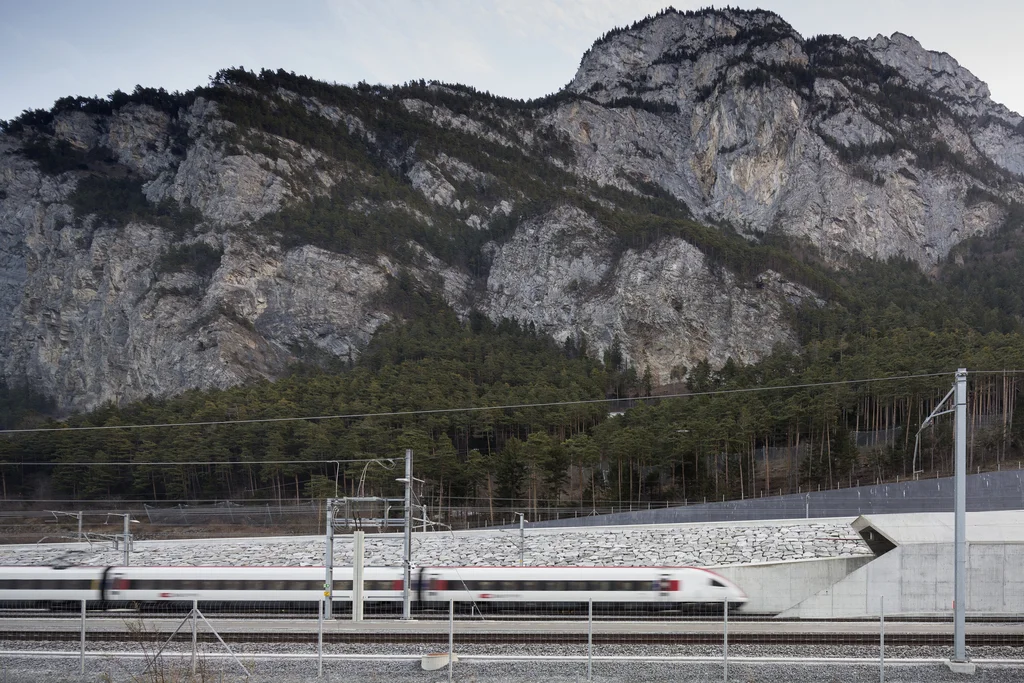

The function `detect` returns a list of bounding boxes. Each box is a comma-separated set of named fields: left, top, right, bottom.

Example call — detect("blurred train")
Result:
left=0, top=565, right=747, bottom=613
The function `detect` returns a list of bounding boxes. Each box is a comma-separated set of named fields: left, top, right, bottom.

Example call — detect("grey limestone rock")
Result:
left=3, top=7, right=1024, bottom=409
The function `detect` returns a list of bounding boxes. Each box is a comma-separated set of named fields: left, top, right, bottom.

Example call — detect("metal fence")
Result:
left=0, top=597, right=1018, bottom=682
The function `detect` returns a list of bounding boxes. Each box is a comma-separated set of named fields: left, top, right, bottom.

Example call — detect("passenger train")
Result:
left=0, top=565, right=747, bottom=613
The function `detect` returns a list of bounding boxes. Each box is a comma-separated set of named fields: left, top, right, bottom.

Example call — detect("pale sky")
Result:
left=2, top=1, right=1023, bottom=122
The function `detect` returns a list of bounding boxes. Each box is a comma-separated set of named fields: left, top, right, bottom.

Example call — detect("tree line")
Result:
left=2, top=301, right=1024, bottom=516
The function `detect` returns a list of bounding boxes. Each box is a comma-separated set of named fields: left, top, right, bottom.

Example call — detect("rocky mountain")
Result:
left=1, top=7, right=1023, bottom=413
left=562, top=9, right=1023, bottom=263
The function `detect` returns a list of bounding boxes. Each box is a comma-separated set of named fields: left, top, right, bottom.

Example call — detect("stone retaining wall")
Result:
left=0, top=519, right=872, bottom=568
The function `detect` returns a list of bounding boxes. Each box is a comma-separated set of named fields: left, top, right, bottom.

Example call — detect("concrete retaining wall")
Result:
left=781, top=542, right=1024, bottom=618
left=715, top=555, right=874, bottom=614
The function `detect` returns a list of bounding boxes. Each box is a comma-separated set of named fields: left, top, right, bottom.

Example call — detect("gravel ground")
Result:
left=2, top=641, right=1023, bottom=682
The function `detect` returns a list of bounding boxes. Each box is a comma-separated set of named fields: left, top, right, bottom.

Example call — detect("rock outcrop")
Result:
left=482, top=205, right=810, bottom=381
left=556, top=8, right=1023, bottom=264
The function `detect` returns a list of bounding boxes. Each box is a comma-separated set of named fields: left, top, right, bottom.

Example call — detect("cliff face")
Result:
left=481, top=205, right=810, bottom=382
left=1, top=7, right=1023, bottom=412
left=558, top=9, right=1023, bottom=264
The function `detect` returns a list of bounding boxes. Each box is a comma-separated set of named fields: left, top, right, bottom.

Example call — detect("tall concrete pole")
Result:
left=352, top=530, right=364, bottom=622
left=324, top=499, right=334, bottom=619
left=953, top=368, right=967, bottom=662
left=403, top=449, right=413, bottom=620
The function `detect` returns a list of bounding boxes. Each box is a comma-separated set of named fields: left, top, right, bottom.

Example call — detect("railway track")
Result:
left=1, top=616, right=1021, bottom=647
left=2, top=629, right=1020, bottom=647
left=1, top=609, right=1021, bottom=623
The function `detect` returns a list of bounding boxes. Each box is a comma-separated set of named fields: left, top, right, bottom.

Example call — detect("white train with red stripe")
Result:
left=418, top=566, right=746, bottom=612
left=0, top=565, right=746, bottom=613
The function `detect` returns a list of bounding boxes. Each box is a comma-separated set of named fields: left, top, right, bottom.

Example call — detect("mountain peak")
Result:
left=852, top=31, right=993, bottom=114
left=571, top=6, right=803, bottom=96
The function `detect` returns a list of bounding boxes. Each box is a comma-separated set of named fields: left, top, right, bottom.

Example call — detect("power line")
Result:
left=0, top=371, right=955, bottom=435
left=4, top=457, right=385, bottom=467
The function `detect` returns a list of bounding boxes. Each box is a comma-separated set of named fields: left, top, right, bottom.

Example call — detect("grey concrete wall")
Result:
left=781, top=542, right=1024, bottom=618
left=528, top=470, right=1024, bottom=528
left=715, top=555, right=874, bottom=613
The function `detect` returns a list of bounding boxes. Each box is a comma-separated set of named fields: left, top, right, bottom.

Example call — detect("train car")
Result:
left=103, top=565, right=405, bottom=611
left=418, top=566, right=747, bottom=613
left=0, top=564, right=746, bottom=614
left=0, top=565, right=106, bottom=608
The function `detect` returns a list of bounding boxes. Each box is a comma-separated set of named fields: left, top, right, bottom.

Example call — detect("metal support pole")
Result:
left=517, top=512, right=525, bottom=566
left=448, top=599, right=455, bottom=683
left=587, top=598, right=593, bottom=682
left=123, top=514, right=130, bottom=566
left=954, top=368, right=967, bottom=662
left=353, top=530, right=364, bottom=622
left=723, top=597, right=729, bottom=682
left=325, top=499, right=334, bottom=619
left=191, top=599, right=198, bottom=675
left=880, top=595, right=885, bottom=683
left=403, top=449, right=413, bottom=620
left=80, top=598, right=86, bottom=675
left=318, top=598, right=324, bottom=678
left=78, top=512, right=83, bottom=543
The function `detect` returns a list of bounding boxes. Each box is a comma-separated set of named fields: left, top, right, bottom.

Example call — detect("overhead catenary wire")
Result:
left=4, top=457, right=388, bottom=467
left=0, top=371, right=957, bottom=436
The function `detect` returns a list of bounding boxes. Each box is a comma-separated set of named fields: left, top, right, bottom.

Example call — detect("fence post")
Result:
left=587, top=598, right=593, bottom=682
left=723, top=598, right=729, bottom=682
left=448, top=598, right=455, bottom=683
left=318, top=597, right=324, bottom=678
left=880, top=595, right=885, bottom=683
left=80, top=598, right=86, bottom=675
left=192, top=598, right=198, bottom=675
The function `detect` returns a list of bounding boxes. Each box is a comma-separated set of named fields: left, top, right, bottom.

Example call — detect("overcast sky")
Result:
left=3, top=0, right=1023, bottom=122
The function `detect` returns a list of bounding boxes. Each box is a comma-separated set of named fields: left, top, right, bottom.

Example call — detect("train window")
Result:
left=565, top=581, right=585, bottom=591
left=333, top=580, right=352, bottom=591
left=521, top=581, right=537, bottom=591
left=595, top=581, right=611, bottom=591
left=500, top=580, right=518, bottom=590
left=710, top=579, right=726, bottom=588
left=546, top=581, right=566, bottom=591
